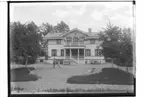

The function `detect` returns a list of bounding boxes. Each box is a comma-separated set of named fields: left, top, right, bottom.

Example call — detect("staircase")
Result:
left=63, top=58, right=86, bottom=65
left=63, top=59, right=78, bottom=65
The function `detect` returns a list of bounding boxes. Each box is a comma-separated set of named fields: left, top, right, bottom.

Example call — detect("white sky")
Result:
left=10, top=2, right=133, bottom=32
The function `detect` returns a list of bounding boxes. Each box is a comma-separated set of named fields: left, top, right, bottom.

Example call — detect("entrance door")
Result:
left=71, top=49, right=78, bottom=60
left=66, top=49, right=70, bottom=59
left=79, top=49, right=84, bottom=59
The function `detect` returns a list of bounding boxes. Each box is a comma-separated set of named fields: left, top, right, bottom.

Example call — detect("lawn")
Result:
left=67, top=68, right=134, bottom=85
left=11, top=67, right=40, bottom=82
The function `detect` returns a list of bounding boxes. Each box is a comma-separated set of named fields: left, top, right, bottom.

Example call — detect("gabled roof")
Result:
left=44, top=28, right=99, bottom=39
left=60, top=28, right=89, bottom=37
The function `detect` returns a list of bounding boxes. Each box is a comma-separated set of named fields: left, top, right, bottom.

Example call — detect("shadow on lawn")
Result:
left=11, top=67, right=40, bottom=82
left=67, top=68, right=134, bottom=85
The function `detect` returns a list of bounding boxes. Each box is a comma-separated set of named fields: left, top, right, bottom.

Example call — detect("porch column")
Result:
left=70, top=49, right=72, bottom=59
left=84, top=49, right=85, bottom=63
left=69, top=49, right=71, bottom=59
left=64, top=49, right=66, bottom=59
left=78, top=49, right=79, bottom=64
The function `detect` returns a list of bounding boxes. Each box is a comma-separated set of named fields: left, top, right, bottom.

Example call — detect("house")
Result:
left=43, top=28, right=105, bottom=64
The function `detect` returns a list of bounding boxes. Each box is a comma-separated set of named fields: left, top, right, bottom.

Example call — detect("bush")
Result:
left=14, top=55, right=37, bottom=65
left=113, top=58, right=133, bottom=67
left=45, top=55, right=48, bottom=60
left=28, top=56, right=37, bottom=64
left=67, top=68, right=134, bottom=85
left=39, top=49, right=45, bottom=57
left=40, top=59, right=43, bottom=62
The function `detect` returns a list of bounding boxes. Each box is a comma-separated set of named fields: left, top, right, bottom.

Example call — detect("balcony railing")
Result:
left=64, top=42, right=85, bottom=47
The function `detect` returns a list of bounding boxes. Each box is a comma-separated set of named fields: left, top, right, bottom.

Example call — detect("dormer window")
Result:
left=90, top=39, right=95, bottom=44
left=66, top=37, right=72, bottom=45
left=57, top=39, right=61, bottom=44
left=73, top=37, right=78, bottom=45
left=79, top=37, right=84, bottom=44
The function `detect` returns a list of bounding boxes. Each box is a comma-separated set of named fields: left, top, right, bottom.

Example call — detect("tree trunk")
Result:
left=25, top=58, right=28, bottom=68
left=112, top=59, right=114, bottom=68
left=125, top=62, right=128, bottom=72
left=25, top=57, right=31, bottom=73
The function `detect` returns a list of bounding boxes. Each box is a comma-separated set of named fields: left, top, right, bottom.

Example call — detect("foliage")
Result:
left=39, top=23, right=53, bottom=36
left=98, top=23, right=133, bottom=67
left=10, top=21, right=42, bottom=64
left=54, top=21, right=70, bottom=33
left=39, top=21, right=70, bottom=35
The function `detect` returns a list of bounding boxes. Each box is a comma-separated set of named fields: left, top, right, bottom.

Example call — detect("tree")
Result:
left=98, top=23, right=122, bottom=59
left=98, top=23, right=133, bottom=70
left=119, top=28, right=133, bottom=70
left=39, top=23, right=53, bottom=35
left=10, top=21, right=41, bottom=66
left=54, top=21, right=70, bottom=33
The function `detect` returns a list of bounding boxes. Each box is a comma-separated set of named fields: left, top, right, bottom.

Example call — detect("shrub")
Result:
left=40, top=59, right=43, bottom=62
left=28, top=56, right=37, bottom=64
left=45, top=54, right=48, bottom=60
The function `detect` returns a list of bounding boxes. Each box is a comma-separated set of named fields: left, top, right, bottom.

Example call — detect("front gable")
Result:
left=61, top=28, right=89, bottom=37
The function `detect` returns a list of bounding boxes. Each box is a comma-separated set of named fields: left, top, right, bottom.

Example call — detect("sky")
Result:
left=10, top=2, right=134, bottom=32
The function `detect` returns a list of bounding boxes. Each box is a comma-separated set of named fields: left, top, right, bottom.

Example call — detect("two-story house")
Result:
left=43, top=28, right=105, bottom=64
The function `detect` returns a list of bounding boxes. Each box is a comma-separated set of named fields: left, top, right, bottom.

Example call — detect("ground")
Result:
left=10, top=63, right=135, bottom=94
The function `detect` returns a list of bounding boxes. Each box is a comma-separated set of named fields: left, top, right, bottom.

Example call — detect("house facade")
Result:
left=43, top=28, right=105, bottom=64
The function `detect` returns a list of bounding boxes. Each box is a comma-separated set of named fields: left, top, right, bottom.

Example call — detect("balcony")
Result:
left=64, top=42, right=86, bottom=48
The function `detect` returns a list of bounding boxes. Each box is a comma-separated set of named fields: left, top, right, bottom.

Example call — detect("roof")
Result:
left=44, top=33, right=63, bottom=38
left=60, top=28, right=89, bottom=37
left=44, top=28, right=98, bottom=39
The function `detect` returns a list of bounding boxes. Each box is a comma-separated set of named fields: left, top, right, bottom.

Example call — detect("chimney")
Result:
left=88, top=28, right=92, bottom=33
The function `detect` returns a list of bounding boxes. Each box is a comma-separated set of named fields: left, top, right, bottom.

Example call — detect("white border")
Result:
left=1, top=0, right=145, bottom=97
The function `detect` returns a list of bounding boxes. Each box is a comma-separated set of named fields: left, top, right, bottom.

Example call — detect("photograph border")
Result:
left=8, top=1, right=136, bottom=97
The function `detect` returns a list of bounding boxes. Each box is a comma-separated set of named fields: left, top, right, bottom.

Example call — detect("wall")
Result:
left=47, top=35, right=104, bottom=60
left=47, top=39, right=64, bottom=59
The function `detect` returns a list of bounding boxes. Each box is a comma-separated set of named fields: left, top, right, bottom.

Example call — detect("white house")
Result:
left=43, top=28, right=105, bottom=64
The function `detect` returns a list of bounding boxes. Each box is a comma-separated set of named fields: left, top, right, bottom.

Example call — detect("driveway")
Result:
left=11, top=63, right=134, bottom=93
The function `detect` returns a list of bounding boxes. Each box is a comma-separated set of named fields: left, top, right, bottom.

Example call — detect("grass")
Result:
left=67, top=68, right=134, bottom=85
left=11, top=67, right=40, bottom=82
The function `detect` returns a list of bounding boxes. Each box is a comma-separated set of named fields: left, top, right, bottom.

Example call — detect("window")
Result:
left=73, top=37, right=78, bottom=45
left=61, top=49, right=64, bottom=56
left=51, top=49, right=57, bottom=56
left=66, top=37, right=72, bottom=45
left=57, top=39, right=61, bottom=44
left=95, top=49, right=102, bottom=56
left=90, top=39, right=95, bottom=44
left=85, top=49, right=91, bottom=56
left=79, top=37, right=84, bottom=44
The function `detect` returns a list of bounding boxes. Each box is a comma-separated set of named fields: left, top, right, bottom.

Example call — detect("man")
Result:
left=53, top=58, right=61, bottom=68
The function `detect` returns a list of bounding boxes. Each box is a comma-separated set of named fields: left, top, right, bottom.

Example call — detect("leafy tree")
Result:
left=39, top=21, right=69, bottom=34
left=98, top=23, right=133, bottom=70
left=99, top=23, right=122, bottom=59
left=10, top=21, right=41, bottom=66
left=39, top=23, right=53, bottom=35
left=119, top=28, right=133, bottom=69
left=54, top=21, right=70, bottom=33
